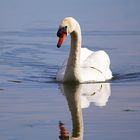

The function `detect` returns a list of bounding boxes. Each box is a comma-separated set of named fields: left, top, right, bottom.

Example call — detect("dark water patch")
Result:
left=0, top=89, right=4, bottom=91
left=22, top=77, right=57, bottom=84
left=113, top=72, right=140, bottom=83
left=8, top=80, right=22, bottom=83
left=123, top=109, right=139, bottom=112
left=23, top=76, right=56, bottom=84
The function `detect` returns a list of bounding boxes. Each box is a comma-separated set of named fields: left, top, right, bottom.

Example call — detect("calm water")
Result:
left=0, top=0, right=140, bottom=140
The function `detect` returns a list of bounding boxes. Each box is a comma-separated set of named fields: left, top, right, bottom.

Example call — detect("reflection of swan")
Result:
left=56, top=17, right=112, bottom=83
left=80, top=83, right=111, bottom=108
left=59, top=83, right=111, bottom=140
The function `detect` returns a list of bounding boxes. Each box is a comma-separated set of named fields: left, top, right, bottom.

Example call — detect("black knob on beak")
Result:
left=57, top=29, right=62, bottom=37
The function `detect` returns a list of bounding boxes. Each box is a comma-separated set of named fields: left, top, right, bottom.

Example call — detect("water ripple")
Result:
left=113, top=72, right=140, bottom=83
left=0, top=28, right=140, bottom=85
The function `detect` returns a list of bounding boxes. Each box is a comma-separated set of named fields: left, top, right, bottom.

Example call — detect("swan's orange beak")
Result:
left=57, top=32, right=67, bottom=48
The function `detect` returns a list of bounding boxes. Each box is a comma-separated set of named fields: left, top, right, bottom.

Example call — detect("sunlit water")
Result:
left=0, top=1, right=140, bottom=140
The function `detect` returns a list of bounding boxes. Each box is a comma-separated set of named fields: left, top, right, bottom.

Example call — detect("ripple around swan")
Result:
left=0, top=28, right=140, bottom=85
left=112, top=72, right=140, bottom=83
left=22, top=65, right=58, bottom=84
left=23, top=71, right=140, bottom=84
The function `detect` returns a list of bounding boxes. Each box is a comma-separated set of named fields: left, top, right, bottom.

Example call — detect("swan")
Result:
left=56, top=17, right=112, bottom=83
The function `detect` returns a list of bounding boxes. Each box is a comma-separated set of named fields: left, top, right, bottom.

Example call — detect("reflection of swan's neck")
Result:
left=64, top=84, right=83, bottom=139
left=71, top=89, right=83, bottom=138
left=64, top=23, right=82, bottom=82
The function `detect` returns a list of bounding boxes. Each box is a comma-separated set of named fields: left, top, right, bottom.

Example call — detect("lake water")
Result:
left=0, top=0, right=140, bottom=140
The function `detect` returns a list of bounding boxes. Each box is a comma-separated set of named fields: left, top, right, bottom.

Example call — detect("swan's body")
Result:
left=56, top=17, right=112, bottom=83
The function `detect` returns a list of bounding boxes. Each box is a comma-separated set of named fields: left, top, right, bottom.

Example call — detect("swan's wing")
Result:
left=82, top=50, right=110, bottom=71
left=82, top=50, right=112, bottom=80
left=80, top=48, right=93, bottom=65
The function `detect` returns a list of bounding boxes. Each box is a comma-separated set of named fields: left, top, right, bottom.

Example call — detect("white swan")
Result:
left=56, top=17, right=112, bottom=83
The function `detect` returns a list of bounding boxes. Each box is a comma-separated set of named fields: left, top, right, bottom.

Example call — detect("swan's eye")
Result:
left=63, top=26, right=68, bottom=33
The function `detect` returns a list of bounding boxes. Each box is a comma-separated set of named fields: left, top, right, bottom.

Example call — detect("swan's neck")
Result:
left=64, top=24, right=82, bottom=82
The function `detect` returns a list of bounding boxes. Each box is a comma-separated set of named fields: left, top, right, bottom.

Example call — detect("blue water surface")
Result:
left=0, top=0, right=140, bottom=140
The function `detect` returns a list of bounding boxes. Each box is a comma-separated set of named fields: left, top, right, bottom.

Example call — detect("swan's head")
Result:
left=57, top=17, right=79, bottom=48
